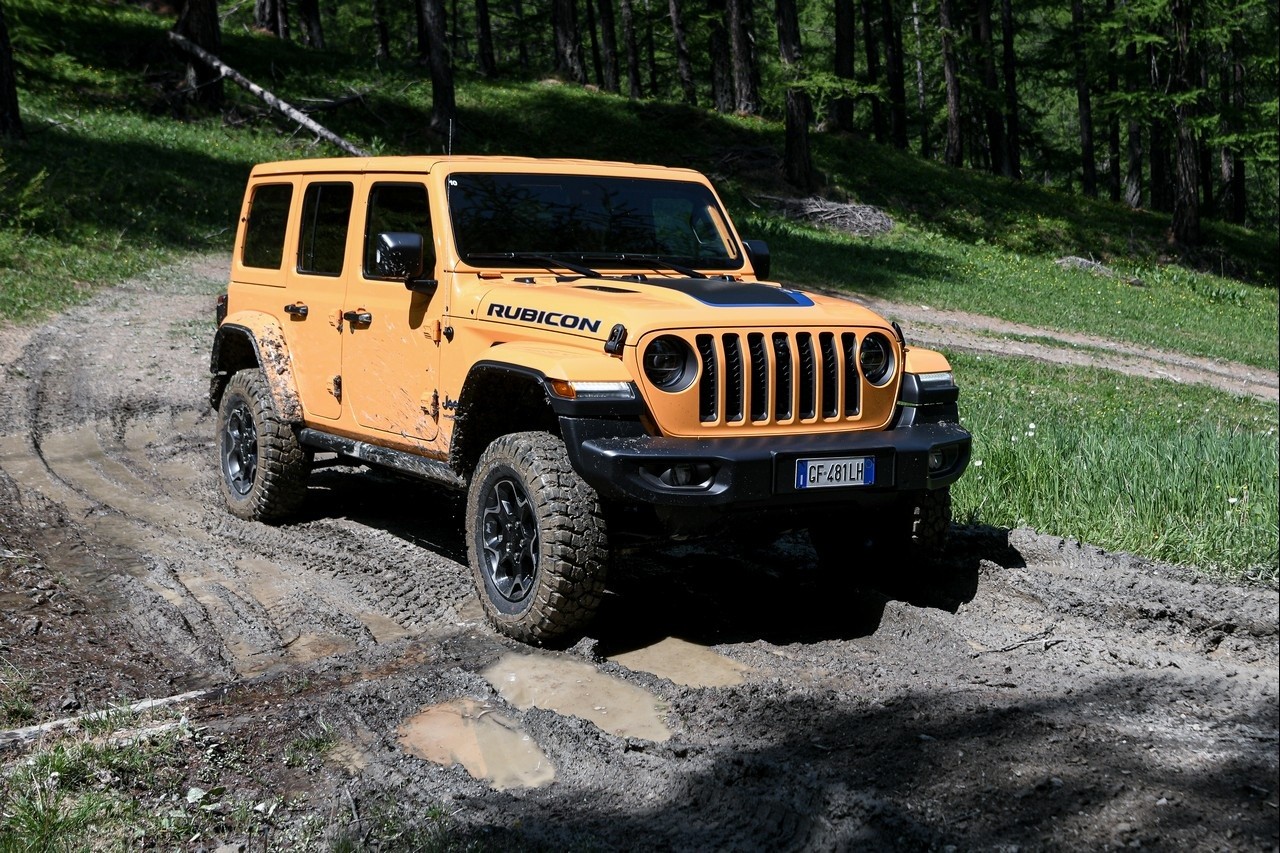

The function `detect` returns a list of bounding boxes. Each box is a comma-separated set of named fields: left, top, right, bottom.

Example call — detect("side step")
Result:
left=298, top=429, right=466, bottom=490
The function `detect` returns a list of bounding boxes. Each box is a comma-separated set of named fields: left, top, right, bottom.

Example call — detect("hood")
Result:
left=470, top=276, right=890, bottom=340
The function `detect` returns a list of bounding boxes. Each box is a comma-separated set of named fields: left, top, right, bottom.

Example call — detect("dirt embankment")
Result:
left=1, top=256, right=1276, bottom=850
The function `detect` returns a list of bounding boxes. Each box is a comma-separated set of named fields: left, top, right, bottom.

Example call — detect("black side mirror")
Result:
left=376, top=232, right=437, bottom=294
left=743, top=239, right=771, bottom=281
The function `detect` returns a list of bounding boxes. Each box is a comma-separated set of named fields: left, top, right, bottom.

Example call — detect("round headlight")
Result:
left=643, top=336, right=696, bottom=391
left=859, top=332, right=896, bottom=386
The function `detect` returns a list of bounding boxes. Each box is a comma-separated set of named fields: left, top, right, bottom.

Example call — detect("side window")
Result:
left=297, top=182, right=354, bottom=276
left=242, top=183, right=293, bottom=269
left=363, top=182, right=434, bottom=279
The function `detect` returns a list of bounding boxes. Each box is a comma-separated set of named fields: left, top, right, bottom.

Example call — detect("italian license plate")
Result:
left=795, top=456, right=874, bottom=489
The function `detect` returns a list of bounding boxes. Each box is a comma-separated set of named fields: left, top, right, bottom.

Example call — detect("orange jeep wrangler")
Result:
left=210, top=156, right=970, bottom=643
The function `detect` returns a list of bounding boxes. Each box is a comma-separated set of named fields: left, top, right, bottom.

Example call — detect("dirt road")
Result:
left=1, top=256, right=1276, bottom=850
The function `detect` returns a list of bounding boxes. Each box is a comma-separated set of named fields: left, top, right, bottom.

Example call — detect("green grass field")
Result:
left=1, top=0, right=1276, bottom=581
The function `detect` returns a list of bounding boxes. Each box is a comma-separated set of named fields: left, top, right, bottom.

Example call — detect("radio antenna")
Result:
left=448, top=119, right=454, bottom=156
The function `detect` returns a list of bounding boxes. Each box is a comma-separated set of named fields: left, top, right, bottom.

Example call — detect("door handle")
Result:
left=342, top=310, right=373, bottom=325
left=284, top=303, right=309, bottom=318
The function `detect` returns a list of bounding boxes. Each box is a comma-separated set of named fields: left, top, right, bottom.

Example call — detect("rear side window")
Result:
left=298, top=182, right=354, bottom=276
left=364, top=182, right=435, bottom=279
left=241, top=183, right=293, bottom=269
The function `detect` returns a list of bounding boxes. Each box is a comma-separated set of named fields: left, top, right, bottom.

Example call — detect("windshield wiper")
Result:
left=466, top=252, right=604, bottom=279
left=580, top=253, right=708, bottom=279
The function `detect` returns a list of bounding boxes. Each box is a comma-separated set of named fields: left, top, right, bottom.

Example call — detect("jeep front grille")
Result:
left=693, top=330, right=863, bottom=427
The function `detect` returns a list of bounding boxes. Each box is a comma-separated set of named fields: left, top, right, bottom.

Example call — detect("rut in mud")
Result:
left=0, top=256, right=1276, bottom=850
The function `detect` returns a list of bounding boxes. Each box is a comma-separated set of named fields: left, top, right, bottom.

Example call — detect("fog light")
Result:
left=643, top=462, right=716, bottom=489
left=928, top=449, right=945, bottom=471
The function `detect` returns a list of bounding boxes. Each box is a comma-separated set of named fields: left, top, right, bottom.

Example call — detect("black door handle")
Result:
left=284, top=303, right=309, bottom=318
left=343, top=310, right=373, bottom=325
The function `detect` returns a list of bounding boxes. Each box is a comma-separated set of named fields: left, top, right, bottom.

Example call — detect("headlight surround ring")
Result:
left=859, top=332, right=896, bottom=386
left=643, top=335, right=698, bottom=392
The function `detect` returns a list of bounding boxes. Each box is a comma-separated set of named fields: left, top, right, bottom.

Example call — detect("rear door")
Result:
left=280, top=179, right=356, bottom=421
left=340, top=177, right=443, bottom=445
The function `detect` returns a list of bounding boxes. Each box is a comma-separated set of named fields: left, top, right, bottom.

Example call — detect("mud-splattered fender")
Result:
left=210, top=312, right=303, bottom=422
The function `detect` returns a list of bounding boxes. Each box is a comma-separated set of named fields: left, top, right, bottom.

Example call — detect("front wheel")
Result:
left=809, top=487, right=952, bottom=580
left=466, top=432, right=608, bottom=644
left=216, top=368, right=310, bottom=521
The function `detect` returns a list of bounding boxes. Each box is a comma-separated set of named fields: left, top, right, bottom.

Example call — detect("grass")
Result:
left=953, top=352, right=1279, bottom=582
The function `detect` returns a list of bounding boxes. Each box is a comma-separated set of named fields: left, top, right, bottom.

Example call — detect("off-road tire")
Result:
left=907, top=487, right=952, bottom=556
left=809, top=487, right=952, bottom=579
left=466, top=432, right=608, bottom=644
left=216, top=368, right=310, bottom=522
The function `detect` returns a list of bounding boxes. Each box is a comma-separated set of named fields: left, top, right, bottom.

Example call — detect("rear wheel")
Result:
left=466, top=432, right=608, bottom=644
left=217, top=368, right=310, bottom=521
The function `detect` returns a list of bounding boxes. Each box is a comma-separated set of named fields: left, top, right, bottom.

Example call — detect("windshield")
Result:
left=447, top=172, right=742, bottom=271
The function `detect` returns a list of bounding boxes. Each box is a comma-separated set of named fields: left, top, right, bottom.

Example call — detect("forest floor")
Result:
left=1, top=255, right=1276, bottom=850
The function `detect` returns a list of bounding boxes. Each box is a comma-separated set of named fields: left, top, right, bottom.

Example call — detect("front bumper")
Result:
left=559, top=417, right=971, bottom=510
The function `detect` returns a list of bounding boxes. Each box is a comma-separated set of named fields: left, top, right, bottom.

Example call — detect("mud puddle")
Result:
left=483, top=652, right=672, bottom=741
left=398, top=698, right=555, bottom=790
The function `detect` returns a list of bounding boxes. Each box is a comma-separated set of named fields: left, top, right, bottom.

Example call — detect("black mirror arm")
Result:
left=405, top=276, right=439, bottom=295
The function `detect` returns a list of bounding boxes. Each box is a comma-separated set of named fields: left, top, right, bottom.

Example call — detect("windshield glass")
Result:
left=447, top=172, right=742, bottom=270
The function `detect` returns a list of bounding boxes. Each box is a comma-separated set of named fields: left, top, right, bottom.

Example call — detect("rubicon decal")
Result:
left=486, top=303, right=603, bottom=334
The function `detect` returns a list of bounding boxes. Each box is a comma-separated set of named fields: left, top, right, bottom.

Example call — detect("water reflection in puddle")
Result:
left=397, top=698, right=555, bottom=790
left=608, top=637, right=747, bottom=688
left=483, top=653, right=671, bottom=742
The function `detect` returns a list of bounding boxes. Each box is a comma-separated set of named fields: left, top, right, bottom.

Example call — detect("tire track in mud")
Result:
left=0, top=265, right=474, bottom=685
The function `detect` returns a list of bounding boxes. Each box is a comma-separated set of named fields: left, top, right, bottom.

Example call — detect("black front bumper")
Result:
left=559, top=416, right=971, bottom=511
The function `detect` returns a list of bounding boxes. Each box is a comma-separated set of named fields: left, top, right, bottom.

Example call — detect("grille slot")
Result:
left=696, top=335, right=718, bottom=423
left=722, top=334, right=745, bottom=422
left=692, top=329, right=866, bottom=426
left=772, top=333, right=793, bottom=421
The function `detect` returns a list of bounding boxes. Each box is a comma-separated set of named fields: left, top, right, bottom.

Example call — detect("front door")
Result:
left=340, top=178, right=443, bottom=446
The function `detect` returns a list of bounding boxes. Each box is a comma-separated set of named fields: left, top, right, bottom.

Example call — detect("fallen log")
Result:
left=167, top=31, right=370, bottom=157
left=0, top=688, right=213, bottom=751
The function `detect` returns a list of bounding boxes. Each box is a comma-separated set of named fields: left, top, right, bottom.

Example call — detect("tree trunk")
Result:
left=834, top=0, right=856, bottom=132
left=1220, top=28, right=1246, bottom=222
left=1071, top=0, right=1097, bottom=197
left=296, top=0, right=325, bottom=49
left=911, top=0, right=930, bottom=157
left=939, top=0, right=962, bottom=167
left=620, top=0, right=643, bottom=98
left=598, top=0, right=620, bottom=92
left=975, top=0, right=1004, bottom=173
left=999, top=0, right=1019, bottom=176
left=775, top=0, right=814, bottom=190
left=370, top=0, right=391, bottom=61
left=1170, top=0, right=1198, bottom=244
left=881, top=0, right=908, bottom=148
left=727, top=0, right=758, bottom=113
left=669, top=0, right=697, bottom=104
left=860, top=0, right=885, bottom=143
left=645, top=1, right=658, bottom=95
left=1123, top=36, right=1142, bottom=207
left=708, top=0, right=733, bottom=112
left=175, top=0, right=223, bottom=107
left=1104, top=0, right=1120, bottom=200
left=553, top=0, right=588, bottom=83
left=476, top=0, right=496, bottom=76
left=254, top=0, right=289, bottom=39
left=585, top=0, right=603, bottom=85
left=419, top=0, right=456, bottom=139
left=0, top=0, right=22, bottom=141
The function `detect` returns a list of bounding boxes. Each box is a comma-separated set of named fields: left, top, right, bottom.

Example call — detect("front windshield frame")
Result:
left=446, top=172, right=744, bottom=272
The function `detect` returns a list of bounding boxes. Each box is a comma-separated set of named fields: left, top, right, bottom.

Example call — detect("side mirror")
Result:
left=743, top=239, right=771, bottom=281
left=375, top=232, right=437, bottom=294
